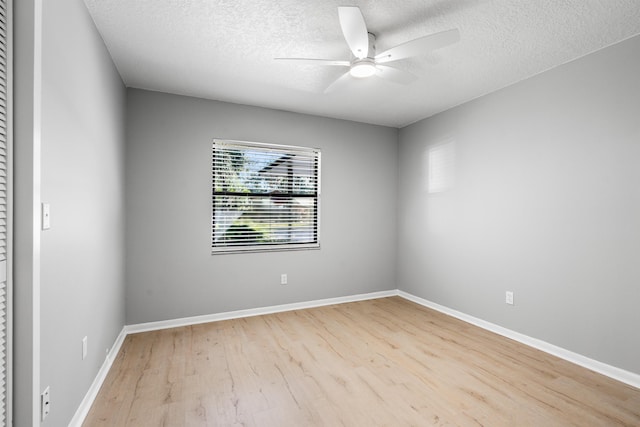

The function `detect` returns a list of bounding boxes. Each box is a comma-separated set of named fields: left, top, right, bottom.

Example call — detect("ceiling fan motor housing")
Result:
left=349, top=33, right=377, bottom=78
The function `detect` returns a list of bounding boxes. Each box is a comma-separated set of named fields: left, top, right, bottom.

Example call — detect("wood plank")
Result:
left=83, top=297, right=640, bottom=426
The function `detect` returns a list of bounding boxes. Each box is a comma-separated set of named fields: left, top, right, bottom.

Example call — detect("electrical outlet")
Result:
left=280, top=273, right=288, bottom=285
left=82, top=336, right=88, bottom=360
left=42, top=203, right=51, bottom=230
left=505, top=291, right=514, bottom=305
left=41, top=386, right=51, bottom=421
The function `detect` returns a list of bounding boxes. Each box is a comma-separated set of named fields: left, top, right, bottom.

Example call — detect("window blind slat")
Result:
left=212, top=139, right=320, bottom=253
left=0, top=0, right=8, bottom=420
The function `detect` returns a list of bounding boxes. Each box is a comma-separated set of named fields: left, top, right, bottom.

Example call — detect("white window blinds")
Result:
left=0, top=0, right=11, bottom=424
left=212, top=139, right=320, bottom=253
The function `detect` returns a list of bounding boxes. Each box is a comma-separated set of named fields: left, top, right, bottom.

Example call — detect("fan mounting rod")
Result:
left=364, top=32, right=376, bottom=58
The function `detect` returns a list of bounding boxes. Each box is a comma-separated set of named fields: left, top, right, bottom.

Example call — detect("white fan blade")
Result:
left=375, top=28, right=460, bottom=64
left=376, top=65, right=418, bottom=85
left=338, top=6, right=369, bottom=59
left=324, top=72, right=352, bottom=94
left=275, top=58, right=350, bottom=67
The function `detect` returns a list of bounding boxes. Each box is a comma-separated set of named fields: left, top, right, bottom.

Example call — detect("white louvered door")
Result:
left=0, top=0, right=11, bottom=424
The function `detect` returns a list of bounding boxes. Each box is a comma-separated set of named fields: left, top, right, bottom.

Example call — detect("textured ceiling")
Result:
left=83, top=0, right=640, bottom=128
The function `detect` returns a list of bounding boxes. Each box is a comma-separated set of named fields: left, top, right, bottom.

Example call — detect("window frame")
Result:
left=211, top=139, right=321, bottom=254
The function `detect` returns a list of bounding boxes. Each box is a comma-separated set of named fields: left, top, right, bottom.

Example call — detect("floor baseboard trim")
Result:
left=397, top=290, right=640, bottom=390
left=71, top=289, right=639, bottom=425
left=126, top=289, right=398, bottom=335
left=71, top=290, right=395, bottom=425
left=68, top=327, right=128, bottom=427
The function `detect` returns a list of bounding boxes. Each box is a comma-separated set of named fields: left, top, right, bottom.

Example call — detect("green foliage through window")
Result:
left=212, top=140, right=321, bottom=253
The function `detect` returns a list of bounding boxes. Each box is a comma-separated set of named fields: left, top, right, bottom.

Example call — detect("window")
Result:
left=212, top=139, right=321, bottom=253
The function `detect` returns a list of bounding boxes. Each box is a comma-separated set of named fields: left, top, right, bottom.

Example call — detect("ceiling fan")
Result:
left=275, top=6, right=460, bottom=93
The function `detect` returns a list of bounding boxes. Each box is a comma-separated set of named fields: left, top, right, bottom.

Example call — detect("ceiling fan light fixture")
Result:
left=350, top=59, right=376, bottom=78
left=277, top=6, right=460, bottom=92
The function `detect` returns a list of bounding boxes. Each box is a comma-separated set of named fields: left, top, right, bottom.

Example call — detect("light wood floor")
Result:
left=83, top=297, right=640, bottom=426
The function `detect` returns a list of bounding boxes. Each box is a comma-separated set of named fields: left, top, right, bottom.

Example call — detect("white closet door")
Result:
left=0, top=0, right=11, bottom=424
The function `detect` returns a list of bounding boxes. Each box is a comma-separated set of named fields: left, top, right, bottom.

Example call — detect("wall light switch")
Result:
left=42, top=203, right=51, bottom=230
left=82, top=336, right=88, bottom=360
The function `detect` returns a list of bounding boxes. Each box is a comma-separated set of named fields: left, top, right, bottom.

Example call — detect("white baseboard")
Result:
left=68, top=289, right=397, bottom=425
left=68, top=327, right=128, bottom=427
left=126, top=289, right=398, bottom=334
left=71, top=288, right=640, bottom=426
left=397, top=290, right=640, bottom=390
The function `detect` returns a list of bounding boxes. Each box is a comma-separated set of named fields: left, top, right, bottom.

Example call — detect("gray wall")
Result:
left=398, top=35, right=640, bottom=374
left=125, top=89, right=398, bottom=324
left=39, top=0, right=127, bottom=425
